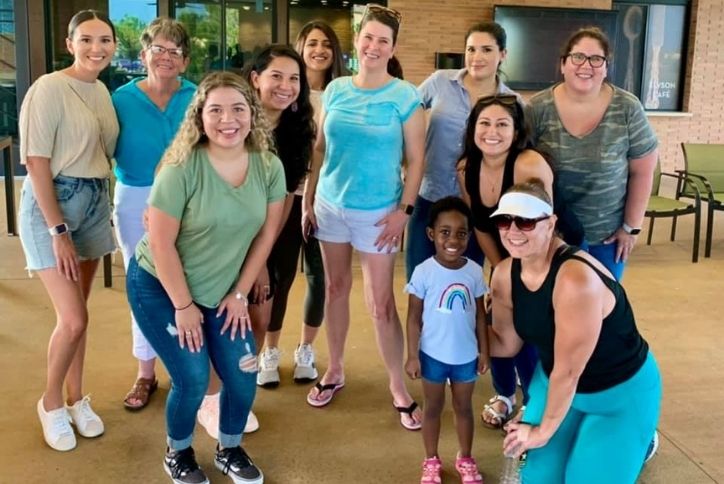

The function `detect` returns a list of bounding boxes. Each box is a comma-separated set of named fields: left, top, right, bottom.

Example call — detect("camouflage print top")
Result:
left=526, top=84, right=658, bottom=244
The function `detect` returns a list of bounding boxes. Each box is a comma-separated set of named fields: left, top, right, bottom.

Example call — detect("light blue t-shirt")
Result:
left=317, top=76, right=421, bottom=210
left=418, top=69, right=517, bottom=201
left=406, top=257, right=487, bottom=365
left=112, top=78, right=196, bottom=186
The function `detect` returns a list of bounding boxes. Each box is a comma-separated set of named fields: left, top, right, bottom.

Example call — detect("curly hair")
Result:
left=161, top=71, right=273, bottom=167
left=243, top=44, right=316, bottom=193
left=294, top=21, right=350, bottom=88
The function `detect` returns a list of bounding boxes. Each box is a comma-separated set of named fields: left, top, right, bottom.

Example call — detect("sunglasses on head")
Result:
left=363, top=3, right=403, bottom=26
left=493, top=215, right=551, bottom=231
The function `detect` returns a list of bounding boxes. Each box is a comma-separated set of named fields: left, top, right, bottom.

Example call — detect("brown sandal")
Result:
left=123, top=377, right=158, bottom=411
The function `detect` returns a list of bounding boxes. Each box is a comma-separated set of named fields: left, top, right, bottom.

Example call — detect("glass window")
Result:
left=0, top=0, right=17, bottom=137
left=288, top=1, right=388, bottom=74
left=47, top=1, right=158, bottom=91
left=174, top=1, right=273, bottom=82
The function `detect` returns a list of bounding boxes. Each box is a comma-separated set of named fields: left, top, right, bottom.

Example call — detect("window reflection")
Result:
left=0, top=0, right=17, bottom=136
left=174, top=1, right=272, bottom=82
left=47, top=1, right=158, bottom=91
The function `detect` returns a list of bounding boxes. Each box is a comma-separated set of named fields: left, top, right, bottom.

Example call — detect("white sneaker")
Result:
left=257, top=347, right=281, bottom=388
left=244, top=410, right=260, bottom=434
left=293, top=343, right=319, bottom=382
left=66, top=395, right=105, bottom=438
left=198, top=394, right=259, bottom=437
left=197, top=393, right=220, bottom=440
left=37, top=397, right=76, bottom=451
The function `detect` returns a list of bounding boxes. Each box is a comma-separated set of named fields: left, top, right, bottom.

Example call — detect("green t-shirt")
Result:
left=527, top=84, right=658, bottom=244
left=135, top=147, right=286, bottom=307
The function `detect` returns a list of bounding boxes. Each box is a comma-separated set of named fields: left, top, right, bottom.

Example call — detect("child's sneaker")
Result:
left=164, top=446, right=209, bottom=484
left=293, top=343, right=318, bottom=382
left=455, top=455, right=483, bottom=483
left=37, top=397, right=76, bottom=451
left=66, top=395, right=104, bottom=438
left=256, top=347, right=281, bottom=388
left=215, top=445, right=264, bottom=483
left=420, top=456, right=442, bottom=484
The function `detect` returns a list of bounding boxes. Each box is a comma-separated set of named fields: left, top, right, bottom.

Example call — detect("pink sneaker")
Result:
left=455, top=455, right=483, bottom=483
left=420, top=456, right=442, bottom=484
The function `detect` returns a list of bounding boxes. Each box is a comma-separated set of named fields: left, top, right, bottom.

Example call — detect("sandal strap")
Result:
left=394, top=401, right=419, bottom=416
left=486, top=394, right=514, bottom=415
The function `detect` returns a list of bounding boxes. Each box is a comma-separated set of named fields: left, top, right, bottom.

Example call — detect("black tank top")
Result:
left=466, top=152, right=516, bottom=259
left=511, top=245, right=648, bottom=393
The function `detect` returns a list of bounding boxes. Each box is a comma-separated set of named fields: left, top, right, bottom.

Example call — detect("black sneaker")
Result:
left=215, top=445, right=264, bottom=484
left=164, top=447, right=210, bottom=484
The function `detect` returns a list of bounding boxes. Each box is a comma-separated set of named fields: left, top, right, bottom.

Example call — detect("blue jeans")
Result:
left=521, top=353, right=661, bottom=483
left=490, top=343, right=537, bottom=404
left=126, top=257, right=257, bottom=450
left=581, top=241, right=625, bottom=281
left=419, top=351, right=478, bottom=384
left=405, top=195, right=485, bottom=280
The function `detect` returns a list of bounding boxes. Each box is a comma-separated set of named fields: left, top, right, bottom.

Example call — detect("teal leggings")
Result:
left=521, top=352, right=661, bottom=484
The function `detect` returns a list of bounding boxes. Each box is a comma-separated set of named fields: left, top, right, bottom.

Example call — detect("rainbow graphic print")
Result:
left=436, top=282, right=472, bottom=314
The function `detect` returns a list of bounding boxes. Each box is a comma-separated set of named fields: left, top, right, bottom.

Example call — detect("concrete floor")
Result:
left=1, top=180, right=722, bottom=483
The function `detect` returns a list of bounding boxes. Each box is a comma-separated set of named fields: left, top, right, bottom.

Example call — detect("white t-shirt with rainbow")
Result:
left=406, top=257, right=487, bottom=365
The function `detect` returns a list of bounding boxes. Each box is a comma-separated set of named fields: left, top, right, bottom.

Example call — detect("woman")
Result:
left=458, top=94, right=577, bottom=429
left=408, top=21, right=513, bottom=280
left=489, top=180, right=661, bottom=483
left=112, top=16, right=196, bottom=411
left=126, top=71, right=284, bottom=484
left=527, top=27, right=658, bottom=280
left=196, top=44, right=315, bottom=436
left=250, top=22, right=348, bottom=388
left=246, top=44, right=317, bottom=387
left=302, top=4, right=425, bottom=431
left=18, top=10, right=118, bottom=452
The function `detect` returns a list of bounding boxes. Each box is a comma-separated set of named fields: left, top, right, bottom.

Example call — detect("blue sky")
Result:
left=110, top=0, right=158, bottom=23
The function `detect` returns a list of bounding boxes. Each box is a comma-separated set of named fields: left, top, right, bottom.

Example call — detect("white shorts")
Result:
left=314, top=197, right=398, bottom=254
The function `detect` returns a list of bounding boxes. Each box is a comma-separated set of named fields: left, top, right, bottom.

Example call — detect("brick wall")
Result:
left=389, top=0, right=723, bottom=175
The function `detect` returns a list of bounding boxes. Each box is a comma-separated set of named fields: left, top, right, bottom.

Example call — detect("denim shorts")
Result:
left=420, top=350, right=478, bottom=384
left=314, top=196, right=398, bottom=254
left=19, top=175, right=116, bottom=271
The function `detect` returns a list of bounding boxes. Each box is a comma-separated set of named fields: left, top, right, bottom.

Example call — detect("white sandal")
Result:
left=481, top=394, right=514, bottom=429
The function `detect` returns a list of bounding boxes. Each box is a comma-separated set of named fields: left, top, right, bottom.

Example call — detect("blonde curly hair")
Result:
left=161, top=71, right=273, bottom=167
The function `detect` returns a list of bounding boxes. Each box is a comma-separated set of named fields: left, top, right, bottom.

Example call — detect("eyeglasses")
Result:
left=148, top=44, right=185, bottom=59
left=493, top=215, right=551, bottom=231
left=566, top=52, right=607, bottom=68
left=362, top=3, right=403, bottom=26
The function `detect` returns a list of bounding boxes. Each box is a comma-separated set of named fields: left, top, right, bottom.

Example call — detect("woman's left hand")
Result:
left=374, top=209, right=408, bottom=253
left=503, top=422, right=551, bottom=459
left=603, top=227, right=638, bottom=263
left=217, top=293, right=251, bottom=341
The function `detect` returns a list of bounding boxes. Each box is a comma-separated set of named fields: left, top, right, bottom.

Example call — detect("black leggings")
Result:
left=267, top=195, right=325, bottom=332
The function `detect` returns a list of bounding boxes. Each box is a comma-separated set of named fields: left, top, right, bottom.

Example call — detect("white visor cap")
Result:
left=490, top=192, right=553, bottom=219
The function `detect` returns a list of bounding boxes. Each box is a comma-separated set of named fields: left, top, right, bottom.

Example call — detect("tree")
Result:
left=115, top=15, right=146, bottom=62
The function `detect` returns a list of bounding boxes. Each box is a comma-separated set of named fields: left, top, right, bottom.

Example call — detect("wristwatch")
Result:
left=622, top=223, right=641, bottom=235
left=48, top=223, right=69, bottom=236
left=399, top=203, right=414, bottom=216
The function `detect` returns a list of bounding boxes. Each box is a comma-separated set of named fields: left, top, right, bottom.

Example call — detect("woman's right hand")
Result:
left=52, top=234, right=80, bottom=282
left=175, top=304, right=204, bottom=353
left=301, top=194, right=317, bottom=242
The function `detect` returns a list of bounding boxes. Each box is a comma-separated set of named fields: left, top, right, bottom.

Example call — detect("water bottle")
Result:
left=499, top=454, right=521, bottom=484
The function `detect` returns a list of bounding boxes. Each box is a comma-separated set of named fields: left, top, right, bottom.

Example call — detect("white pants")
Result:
left=113, top=181, right=156, bottom=361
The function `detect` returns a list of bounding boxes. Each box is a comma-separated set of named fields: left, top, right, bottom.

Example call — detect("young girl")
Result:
left=405, top=196, right=489, bottom=484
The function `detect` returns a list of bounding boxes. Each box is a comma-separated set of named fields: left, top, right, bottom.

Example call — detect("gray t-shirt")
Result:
left=527, top=84, right=658, bottom=244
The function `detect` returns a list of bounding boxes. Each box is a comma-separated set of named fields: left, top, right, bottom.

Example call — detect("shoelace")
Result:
left=51, top=410, right=74, bottom=437
left=74, top=396, right=97, bottom=424
left=218, top=447, right=251, bottom=475
left=296, top=346, right=314, bottom=366
left=169, top=448, right=200, bottom=478
left=261, top=349, right=280, bottom=368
